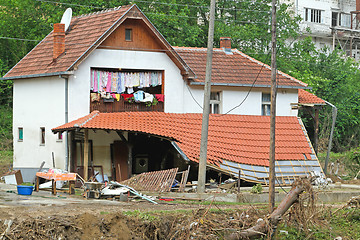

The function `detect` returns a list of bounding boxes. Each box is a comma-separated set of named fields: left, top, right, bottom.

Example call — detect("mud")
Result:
left=0, top=204, right=264, bottom=239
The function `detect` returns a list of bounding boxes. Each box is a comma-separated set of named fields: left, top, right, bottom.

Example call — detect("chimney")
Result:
left=220, top=37, right=232, bottom=54
left=53, top=23, right=65, bottom=60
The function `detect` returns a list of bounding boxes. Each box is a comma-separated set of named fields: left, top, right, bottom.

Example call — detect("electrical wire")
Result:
left=34, top=0, right=273, bottom=13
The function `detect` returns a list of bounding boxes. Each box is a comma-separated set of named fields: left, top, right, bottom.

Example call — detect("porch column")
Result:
left=128, top=144, right=133, bottom=179
left=84, top=129, right=89, bottom=181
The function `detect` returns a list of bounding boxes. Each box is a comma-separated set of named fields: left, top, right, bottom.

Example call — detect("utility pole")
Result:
left=197, top=0, right=216, bottom=193
left=269, top=0, right=277, bottom=212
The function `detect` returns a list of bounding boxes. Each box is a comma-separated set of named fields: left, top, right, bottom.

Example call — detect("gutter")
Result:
left=0, top=71, right=74, bottom=81
left=323, top=100, right=337, bottom=175
left=189, top=81, right=311, bottom=89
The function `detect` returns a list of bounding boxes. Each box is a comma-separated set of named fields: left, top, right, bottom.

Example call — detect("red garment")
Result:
left=155, top=94, right=164, bottom=102
left=121, top=94, right=134, bottom=101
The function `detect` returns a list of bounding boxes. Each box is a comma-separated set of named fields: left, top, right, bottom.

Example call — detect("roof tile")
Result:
left=53, top=112, right=314, bottom=167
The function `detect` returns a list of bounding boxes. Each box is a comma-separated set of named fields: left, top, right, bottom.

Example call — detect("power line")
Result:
left=35, top=0, right=272, bottom=13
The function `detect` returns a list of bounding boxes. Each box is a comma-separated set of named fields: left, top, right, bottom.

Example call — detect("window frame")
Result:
left=304, top=8, right=323, bottom=23
left=261, top=93, right=271, bottom=116
left=210, top=91, right=221, bottom=114
left=125, top=28, right=132, bottom=41
left=57, top=132, right=63, bottom=142
left=40, top=127, right=46, bottom=145
left=18, top=127, right=23, bottom=142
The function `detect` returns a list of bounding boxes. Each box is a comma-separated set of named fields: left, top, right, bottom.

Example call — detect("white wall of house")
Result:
left=12, top=76, right=66, bottom=171
left=182, top=85, right=298, bottom=116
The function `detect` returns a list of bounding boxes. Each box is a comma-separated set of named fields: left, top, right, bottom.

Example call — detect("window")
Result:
left=18, top=127, right=23, bottom=141
left=305, top=8, right=323, bottom=23
left=40, top=127, right=45, bottom=145
left=210, top=92, right=221, bottom=114
left=262, top=93, right=271, bottom=116
left=57, top=132, right=63, bottom=141
left=332, top=12, right=339, bottom=27
left=341, top=13, right=351, bottom=28
left=125, top=29, right=132, bottom=41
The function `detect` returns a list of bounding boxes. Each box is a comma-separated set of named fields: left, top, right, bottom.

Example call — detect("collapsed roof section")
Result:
left=53, top=111, right=323, bottom=185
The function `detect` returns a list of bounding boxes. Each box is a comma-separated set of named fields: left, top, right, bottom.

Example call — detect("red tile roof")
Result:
left=174, top=47, right=308, bottom=88
left=4, top=6, right=133, bottom=79
left=53, top=111, right=313, bottom=167
left=298, top=89, right=325, bottom=105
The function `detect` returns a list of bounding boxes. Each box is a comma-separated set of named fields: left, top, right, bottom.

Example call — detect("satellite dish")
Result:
left=60, top=8, right=72, bottom=32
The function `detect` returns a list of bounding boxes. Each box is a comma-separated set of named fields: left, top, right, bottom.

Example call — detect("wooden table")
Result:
left=35, top=172, right=77, bottom=195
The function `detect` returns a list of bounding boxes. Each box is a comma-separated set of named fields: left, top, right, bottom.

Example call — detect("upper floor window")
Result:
left=40, top=127, right=45, bottom=145
left=332, top=12, right=339, bottom=27
left=125, top=29, right=132, bottom=41
left=18, top=127, right=23, bottom=142
left=262, top=93, right=271, bottom=116
left=340, top=13, right=351, bottom=28
left=210, top=92, right=221, bottom=114
left=305, top=8, right=323, bottom=23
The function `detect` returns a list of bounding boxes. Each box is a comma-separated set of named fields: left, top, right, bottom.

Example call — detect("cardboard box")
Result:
left=3, top=170, right=23, bottom=185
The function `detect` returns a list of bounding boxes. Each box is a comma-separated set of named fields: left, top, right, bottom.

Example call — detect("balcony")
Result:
left=90, top=97, right=164, bottom=113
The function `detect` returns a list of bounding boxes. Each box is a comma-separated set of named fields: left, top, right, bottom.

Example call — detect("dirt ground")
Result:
left=0, top=183, right=266, bottom=240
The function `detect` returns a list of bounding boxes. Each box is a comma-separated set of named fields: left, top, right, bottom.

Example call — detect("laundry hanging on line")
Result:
left=90, top=69, right=162, bottom=94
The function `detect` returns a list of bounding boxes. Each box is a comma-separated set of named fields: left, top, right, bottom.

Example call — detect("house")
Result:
left=281, top=0, right=360, bottom=60
left=1, top=4, right=324, bottom=185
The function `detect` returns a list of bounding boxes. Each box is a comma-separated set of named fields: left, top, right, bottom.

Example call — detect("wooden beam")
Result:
left=84, top=129, right=89, bottom=181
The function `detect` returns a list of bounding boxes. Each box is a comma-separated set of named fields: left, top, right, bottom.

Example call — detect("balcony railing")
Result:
left=90, top=97, right=164, bottom=113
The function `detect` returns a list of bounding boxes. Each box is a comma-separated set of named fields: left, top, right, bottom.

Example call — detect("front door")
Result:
left=112, top=141, right=129, bottom=182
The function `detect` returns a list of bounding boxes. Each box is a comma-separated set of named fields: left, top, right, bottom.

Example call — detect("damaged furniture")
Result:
left=35, top=172, right=77, bottom=195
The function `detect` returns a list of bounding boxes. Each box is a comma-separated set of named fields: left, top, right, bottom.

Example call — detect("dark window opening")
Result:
left=125, top=29, right=132, bottom=41
left=40, top=127, right=45, bottom=145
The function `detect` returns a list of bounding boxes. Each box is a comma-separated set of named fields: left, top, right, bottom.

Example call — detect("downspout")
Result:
left=323, top=101, right=337, bottom=175
left=60, top=75, right=69, bottom=171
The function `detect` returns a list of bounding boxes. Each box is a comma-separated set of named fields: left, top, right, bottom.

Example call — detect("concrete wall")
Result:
left=12, top=76, right=66, bottom=170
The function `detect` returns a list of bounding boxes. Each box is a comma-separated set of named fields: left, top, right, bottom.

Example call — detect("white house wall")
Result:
left=183, top=85, right=298, bottom=116
left=13, top=76, right=66, bottom=178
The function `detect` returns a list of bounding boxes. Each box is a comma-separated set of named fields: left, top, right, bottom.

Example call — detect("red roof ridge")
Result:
left=76, top=110, right=100, bottom=127
left=73, top=5, right=133, bottom=19
left=173, top=46, right=235, bottom=52
left=233, top=49, right=308, bottom=88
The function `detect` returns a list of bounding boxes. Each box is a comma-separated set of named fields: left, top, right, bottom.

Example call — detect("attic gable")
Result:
left=2, top=4, right=194, bottom=80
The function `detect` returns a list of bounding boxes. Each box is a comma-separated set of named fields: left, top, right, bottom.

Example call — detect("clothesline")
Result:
left=90, top=69, right=163, bottom=94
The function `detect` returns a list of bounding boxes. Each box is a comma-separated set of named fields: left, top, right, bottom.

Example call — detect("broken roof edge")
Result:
left=189, top=81, right=311, bottom=89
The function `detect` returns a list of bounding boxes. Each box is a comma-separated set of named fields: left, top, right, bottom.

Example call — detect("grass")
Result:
left=276, top=208, right=360, bottom=239
left=317, top=149, right=360, bottom=179
left=0, top=150, right=12, bottom=175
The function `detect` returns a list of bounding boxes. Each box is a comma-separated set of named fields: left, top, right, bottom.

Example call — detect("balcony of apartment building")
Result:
left=90, top=68, right=165, bottom=113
